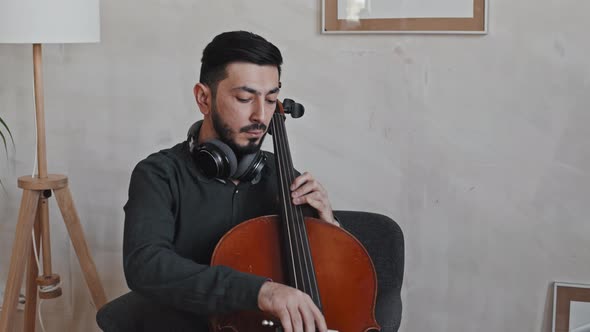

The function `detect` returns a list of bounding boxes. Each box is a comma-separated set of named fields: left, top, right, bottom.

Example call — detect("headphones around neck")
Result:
left=187, top=121, right=266, bottom=182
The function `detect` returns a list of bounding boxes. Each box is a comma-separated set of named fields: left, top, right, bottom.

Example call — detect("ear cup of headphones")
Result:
left=193, top=139, right=238, bottom=179
left=234, top=151, right=267, bottom=182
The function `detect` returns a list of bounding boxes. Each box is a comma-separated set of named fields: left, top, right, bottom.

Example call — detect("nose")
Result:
left=250, top=97, right=266, bottom=123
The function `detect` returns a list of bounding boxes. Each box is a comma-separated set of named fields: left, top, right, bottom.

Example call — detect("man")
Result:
left=123, top=31, right=338, bottom=332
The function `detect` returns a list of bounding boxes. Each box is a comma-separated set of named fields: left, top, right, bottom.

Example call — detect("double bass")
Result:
left=209, top=99, right=380, bottom=332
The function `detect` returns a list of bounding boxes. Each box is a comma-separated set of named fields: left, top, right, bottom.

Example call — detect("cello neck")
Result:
left=269, top=110, right=323, bottom=310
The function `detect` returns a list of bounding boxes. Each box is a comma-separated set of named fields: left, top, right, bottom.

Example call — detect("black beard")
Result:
left=211, top=102, right=267, bottom=158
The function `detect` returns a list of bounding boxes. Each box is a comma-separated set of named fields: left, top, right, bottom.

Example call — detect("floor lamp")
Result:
left=0, top=1, right=107, bottom=331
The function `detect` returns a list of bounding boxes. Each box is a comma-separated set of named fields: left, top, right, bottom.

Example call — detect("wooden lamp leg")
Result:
left=39, top=195, right=54, bottom=278
left=23, top=204, right=42, bottom=332
left=0, top=190, right=41, bottom=332
left=36, top=194, right=62, bottom=301
left=54, top=186, right=107, bottom=309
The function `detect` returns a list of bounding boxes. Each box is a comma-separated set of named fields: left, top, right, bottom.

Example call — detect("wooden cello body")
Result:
left=209, top=100, right=380, bottom=332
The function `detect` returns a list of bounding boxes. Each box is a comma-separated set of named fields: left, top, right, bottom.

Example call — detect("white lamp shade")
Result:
left=0, top=0, right=100, bottom=44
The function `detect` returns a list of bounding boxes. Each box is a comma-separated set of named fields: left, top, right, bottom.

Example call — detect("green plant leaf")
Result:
left=0, top=116, right=15, bottom=194
left=0, top=116, right=15, bottom=147
left=0, top=129, right=8, bottom=157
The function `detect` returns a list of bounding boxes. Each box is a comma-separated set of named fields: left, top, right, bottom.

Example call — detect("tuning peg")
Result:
left=282, top=98, right=305, bottom=118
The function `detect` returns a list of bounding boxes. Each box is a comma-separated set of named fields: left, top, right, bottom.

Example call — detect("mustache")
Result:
left=240, top=123, right=267, bottom=132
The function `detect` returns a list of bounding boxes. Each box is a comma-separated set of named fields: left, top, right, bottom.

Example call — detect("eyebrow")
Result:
left=232, top=85, right=280, bottom=96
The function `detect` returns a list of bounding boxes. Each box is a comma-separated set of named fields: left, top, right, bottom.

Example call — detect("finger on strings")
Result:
left=290, top=172, right=311, bottom=190
left=293, top=191, right=323, bottom=206
left=291, top=181, right=318, bottom=199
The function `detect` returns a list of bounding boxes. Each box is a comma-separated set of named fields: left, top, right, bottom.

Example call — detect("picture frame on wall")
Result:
left=553, top=282, right=590, bottom=332
left=322, top=0, right=488, bottom=34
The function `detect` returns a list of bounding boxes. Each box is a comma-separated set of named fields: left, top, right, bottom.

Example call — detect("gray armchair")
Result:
left=96, top=211, right=404, bottom=331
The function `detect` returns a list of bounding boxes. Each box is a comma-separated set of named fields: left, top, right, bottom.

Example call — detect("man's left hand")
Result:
left=290, top=172, right=338, bottom=226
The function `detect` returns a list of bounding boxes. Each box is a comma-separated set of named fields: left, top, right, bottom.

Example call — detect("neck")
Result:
left=197, top=117, right=218, bottom=145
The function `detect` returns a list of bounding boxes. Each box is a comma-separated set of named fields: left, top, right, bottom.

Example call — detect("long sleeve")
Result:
left=122, top=157, right=268, bottom=315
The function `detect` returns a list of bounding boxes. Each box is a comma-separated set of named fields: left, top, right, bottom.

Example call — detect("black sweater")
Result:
left=123, top=140, right=291, bottom=315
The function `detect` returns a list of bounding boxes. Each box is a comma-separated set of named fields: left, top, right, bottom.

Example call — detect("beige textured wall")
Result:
left=1, top=0, right=589, bottom=330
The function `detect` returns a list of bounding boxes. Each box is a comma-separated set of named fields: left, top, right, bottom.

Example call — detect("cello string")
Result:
left=275, top=111, right=321, bottom=305
left=271, top=114, right=300, bottom=290
left=274, top=113, right=308, bottom=292
left=274, top=112, right=318, bottom=301
left=277, top=112, right=310, bottom=294
left=274, top=113, right=307, bottom=292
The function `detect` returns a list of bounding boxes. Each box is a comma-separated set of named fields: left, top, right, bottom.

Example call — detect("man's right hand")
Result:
left=257, top=281, right=328, bottom=332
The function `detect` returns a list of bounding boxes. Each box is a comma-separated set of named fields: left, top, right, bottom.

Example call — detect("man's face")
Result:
left=210, top=62, right=280, bottom=157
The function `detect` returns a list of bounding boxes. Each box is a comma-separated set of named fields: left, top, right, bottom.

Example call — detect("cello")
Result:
left=209, top=99, right=380, bottom=332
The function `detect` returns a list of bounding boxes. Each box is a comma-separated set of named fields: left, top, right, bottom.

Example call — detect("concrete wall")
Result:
left=1, top=0, right=589, bottom=330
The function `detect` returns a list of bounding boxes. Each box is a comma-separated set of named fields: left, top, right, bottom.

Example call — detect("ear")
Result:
left=194, top=83, right=212, bottom=116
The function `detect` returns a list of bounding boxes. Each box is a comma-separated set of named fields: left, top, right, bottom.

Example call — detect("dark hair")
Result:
left=199, top=31, right=283, bottom=95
